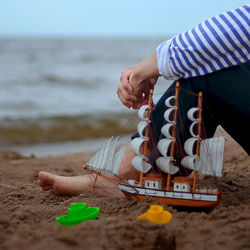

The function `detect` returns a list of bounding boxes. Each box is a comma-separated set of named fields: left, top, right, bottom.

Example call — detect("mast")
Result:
left=139, top=88, right=154, bottom=186
left=181, top=92, right=225, bottom=182
left=192, top=92, right=202, bottom=193
left=166, top=81, right=179, bottom=190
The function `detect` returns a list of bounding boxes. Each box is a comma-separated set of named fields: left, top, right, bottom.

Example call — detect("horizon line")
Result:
left=0, top=33, right=174, bottom=40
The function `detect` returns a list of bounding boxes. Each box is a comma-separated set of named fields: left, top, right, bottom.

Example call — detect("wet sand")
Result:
left=0, top=134, right=249, bottom=250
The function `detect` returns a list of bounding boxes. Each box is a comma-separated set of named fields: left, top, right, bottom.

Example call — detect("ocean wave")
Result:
left=0, top=112, right=138, bottom=145
left=40, top=73, right=102, bottom=88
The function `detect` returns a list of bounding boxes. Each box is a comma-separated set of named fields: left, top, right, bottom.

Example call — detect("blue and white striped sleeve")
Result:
left=156, top=4, right=250, bottom=80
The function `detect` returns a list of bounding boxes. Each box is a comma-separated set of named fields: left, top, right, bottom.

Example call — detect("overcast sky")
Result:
left=0, top=0, right=248, bottom=37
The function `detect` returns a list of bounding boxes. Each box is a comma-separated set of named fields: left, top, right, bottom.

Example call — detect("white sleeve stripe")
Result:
left=198, top=22, right=233, bottom=67
left=174, top=36, right=201, bottom=75
left=192, top=27, right=223, bottom=70
left=203, top=19, right=241, bottom=64
left=217, top=15, right=249, bottom=55
left=206, top=19, right=244, bottom=63
left=168, top=47, right=186, bottom=77
left=236, top=6, right=250, bottom=26
left=180, top=34, right=210, bottom=74
left=171, top=38, right=197, bottom=76
left=156, top=40, right=180, bottom=79
left=222, top=13, right=249, bottom=48
left=243, top=4, right=250, bottom=15
left=171, top=46, right=192, bottom=77
left=228, top=10, right=250, bottom=39
left=211, top=16, right=249, bottom=59
left=186, top=30, right=217, bottom=72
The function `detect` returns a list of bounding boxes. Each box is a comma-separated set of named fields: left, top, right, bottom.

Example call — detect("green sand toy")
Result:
left=56, top=203, right=100, bottom=226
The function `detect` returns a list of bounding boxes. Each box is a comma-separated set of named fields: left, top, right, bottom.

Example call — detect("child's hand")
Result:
left=117, top=53, right=159, bottom=109
left=117, top=66, right=137, bottom=108
left=129, top=78, right=156, bottom=109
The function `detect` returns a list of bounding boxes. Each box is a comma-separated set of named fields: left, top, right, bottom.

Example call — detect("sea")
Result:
left=0, top=37, right=172, bottom=156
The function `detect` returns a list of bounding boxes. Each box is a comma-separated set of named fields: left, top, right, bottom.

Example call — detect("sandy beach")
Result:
left=0, top=133, right=249, bottom=250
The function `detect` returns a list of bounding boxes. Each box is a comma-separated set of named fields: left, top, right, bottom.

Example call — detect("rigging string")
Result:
left=116, top=111, right=138, bottom=139
left=180, top=87, right=217, bottom=122
left=87, top=171, right=124, bottom=196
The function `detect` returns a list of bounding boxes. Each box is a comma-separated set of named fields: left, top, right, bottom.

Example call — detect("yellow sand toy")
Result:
left=138, top=205, right=172, bottom=224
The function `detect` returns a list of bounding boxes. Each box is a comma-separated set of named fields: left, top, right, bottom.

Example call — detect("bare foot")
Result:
left=38, top=171, right=124, bottom=197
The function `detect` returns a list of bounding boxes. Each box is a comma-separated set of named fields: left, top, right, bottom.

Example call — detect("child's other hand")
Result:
left=117, top=66, right=137, bottom=108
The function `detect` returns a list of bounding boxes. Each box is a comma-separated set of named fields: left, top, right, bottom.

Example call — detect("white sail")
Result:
left=138, top=105, right=150, bottom=121
left=86, top=137, right=113, bottom=171
left=198, top=137, right=225, bottom=177
left=98, top=137, right=111, bottom=170
left=164, top=108, right=177, bottom=124
left=156, top=97, right=178, bottom=175
left=131, top=137, right=148, bottom=155
left=105, top=137, right=119, bottom=172
left=181, top=155, right=200, bottom=171
left=112, top=144, right=126, bottom=175
left=85, top=136, right=128, bottom=176
left=131, top=155, right=152, bottom=173
left=161, top=123, right=174, bottom=139
left=130, top=100, right=153, bottom=174
left=182, top=137, right=225, bottom=177
left=187, top=107, right=200, bottom=122
left=184, top=137, right=199, bottom=156
left=137, top=121, right=150, bottom=138
left=157, top=138, right=174, bottom=157
left=165, top=96, right=176, bottom=108
left=156, top=157, right=179, bottom=174
left=85, top=150, right=98, bottom=168
left=85, top=140, right=104, bottom=167
left=189, top=121, right=199, bottom=138
left=85, top=137, right=110, bottom=167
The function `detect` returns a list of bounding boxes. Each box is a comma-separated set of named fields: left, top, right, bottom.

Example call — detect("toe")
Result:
left=42, top=185, right=52, bottom=191
left=38, top=171, right=54, bottom=185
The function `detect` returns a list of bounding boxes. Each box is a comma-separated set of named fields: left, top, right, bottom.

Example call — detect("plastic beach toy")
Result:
left=138, top=205, right=172, bottom=224
left=56, top=203, right=100, bottom=226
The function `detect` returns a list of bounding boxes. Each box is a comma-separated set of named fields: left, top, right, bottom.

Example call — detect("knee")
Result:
left=118, top=163, right=140, bottom=180
left=118, top=165, right=130, bottom=179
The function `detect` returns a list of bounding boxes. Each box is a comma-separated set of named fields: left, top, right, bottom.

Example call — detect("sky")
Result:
left=0, top=0, right=248, bottom=37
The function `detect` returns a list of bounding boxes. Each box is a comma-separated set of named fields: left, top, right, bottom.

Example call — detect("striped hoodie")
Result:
left=156, top=4, right=250, bottom=80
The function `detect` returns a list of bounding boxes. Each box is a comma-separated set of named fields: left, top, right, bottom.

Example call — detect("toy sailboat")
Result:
left=82, top=82, right=225, bottom=207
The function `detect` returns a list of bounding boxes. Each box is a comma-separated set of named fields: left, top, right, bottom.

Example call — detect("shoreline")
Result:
left=1, top=135, right=131, bottom=157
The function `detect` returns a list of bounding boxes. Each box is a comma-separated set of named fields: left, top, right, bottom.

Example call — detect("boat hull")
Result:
left=118, top=184, right=221, bottom=207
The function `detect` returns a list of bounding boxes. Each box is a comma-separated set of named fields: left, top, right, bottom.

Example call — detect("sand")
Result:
left=0, top=135, right=249, bottom=250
